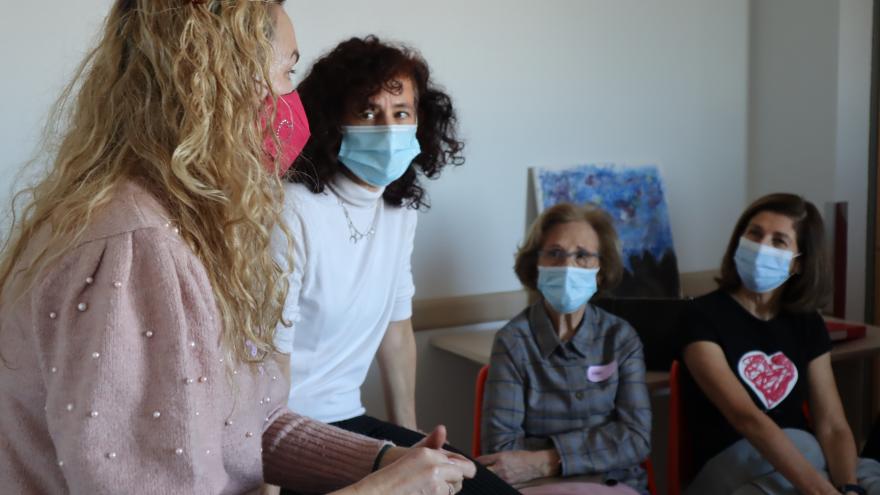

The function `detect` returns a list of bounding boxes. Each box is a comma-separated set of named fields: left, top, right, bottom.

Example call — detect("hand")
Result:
left=809, top=482, right=844, bottom=495
left=804, top=473, right=845, bottom=495
left=379, top=425, right=472, bottom=471
left=357, top=445, right=476, bottom=495
left=476, top=449, right=560, bottom=486
left=376, top=425, right=447, bottom=464
left=809, top=480, right=841, bottom=495
left=414, top=424, right=447, bottom=449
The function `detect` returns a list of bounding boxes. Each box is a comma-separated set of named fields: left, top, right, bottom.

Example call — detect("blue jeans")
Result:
left=685, top=428, right=880, bottom=495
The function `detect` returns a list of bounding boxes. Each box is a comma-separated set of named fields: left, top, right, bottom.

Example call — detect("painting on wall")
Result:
left=532, top=163, right=680, bottom=298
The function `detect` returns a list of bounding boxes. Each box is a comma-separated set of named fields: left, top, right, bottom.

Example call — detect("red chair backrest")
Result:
left=472, top=364, right=490, bottom=458
left=802, top=401, right=812, bottom=427
left=667, top=360, right=694, bottom=495
left=644, top=457, right=658, bottom=495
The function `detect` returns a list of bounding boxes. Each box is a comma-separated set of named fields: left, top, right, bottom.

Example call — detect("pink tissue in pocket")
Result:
left=587, top=361, right=618, bottom=383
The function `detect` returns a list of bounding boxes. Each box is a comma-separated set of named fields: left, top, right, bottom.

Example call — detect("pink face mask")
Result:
left=263, top=90, right=310, bottom=176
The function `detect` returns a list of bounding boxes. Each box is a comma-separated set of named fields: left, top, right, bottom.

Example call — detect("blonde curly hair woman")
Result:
left=0, top=1, right=473, bottom=493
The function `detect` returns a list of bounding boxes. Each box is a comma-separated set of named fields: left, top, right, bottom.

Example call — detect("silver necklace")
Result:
left=334, top=193, right=381, bottom=244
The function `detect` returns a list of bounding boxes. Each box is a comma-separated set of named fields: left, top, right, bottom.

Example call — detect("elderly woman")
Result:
left=478, top=203, right=651, bottom=494
left=680, top=193, right=880, bottom=495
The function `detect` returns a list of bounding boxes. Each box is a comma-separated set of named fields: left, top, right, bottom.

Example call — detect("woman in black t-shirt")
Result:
left=680, top=193, right=880, bottom=495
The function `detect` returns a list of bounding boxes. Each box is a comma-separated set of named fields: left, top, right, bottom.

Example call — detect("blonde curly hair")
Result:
left=0, top=0, right=293, bottom=363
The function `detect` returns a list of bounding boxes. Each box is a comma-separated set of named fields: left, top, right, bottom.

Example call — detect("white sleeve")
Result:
left=390, top=209, right=417, bottom=322
left=271, top=199, right=306, bottom=354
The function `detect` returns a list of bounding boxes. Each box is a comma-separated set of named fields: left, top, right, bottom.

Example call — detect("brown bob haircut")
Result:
left=717, top=193, right=831, bottom=313
left=515, top=203, right=624, bottom=294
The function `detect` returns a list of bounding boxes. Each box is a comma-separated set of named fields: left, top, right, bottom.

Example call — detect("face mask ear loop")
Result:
left=279, top=93, right=293, bottom=114
left=790, top=251, right=802, bottom=276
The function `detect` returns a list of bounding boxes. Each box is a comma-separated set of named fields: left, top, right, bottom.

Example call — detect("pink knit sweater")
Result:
left=0, top=181, right=384, bottom=494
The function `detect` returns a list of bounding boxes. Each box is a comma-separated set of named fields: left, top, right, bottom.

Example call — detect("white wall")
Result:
left=748, top=0, right=873, bottom=322
left=835, top=0, right=873, bottom=322
left=748, top=0, right=840, bottom=204
left=1, top=1, right=750, bottom=298
left=289, top=0, right=751, bottom=299
left=0, top=2, right=113, bottom=203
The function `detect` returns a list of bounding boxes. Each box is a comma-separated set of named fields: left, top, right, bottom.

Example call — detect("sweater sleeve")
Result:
left=262, top=411, right=385, bottom=493
left=33, top=228, right=230, bottom=494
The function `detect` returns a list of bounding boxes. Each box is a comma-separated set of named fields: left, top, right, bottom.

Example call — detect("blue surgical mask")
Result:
left=537, top=266, right=599, bottom=314
left=734, top=237, right=798, bottom=293
left=338, top=125, right=421, bottom=187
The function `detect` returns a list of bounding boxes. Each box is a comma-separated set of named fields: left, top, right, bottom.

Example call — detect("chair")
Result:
left=473, top=364, right=658, bottom=495
left=667, top=360, right=692, bottom=495
left=472, top=364, right=490, bottom=458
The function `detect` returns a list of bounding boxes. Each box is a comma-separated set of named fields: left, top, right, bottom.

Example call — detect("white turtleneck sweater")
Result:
left=273, top=174, right=417, bottom=423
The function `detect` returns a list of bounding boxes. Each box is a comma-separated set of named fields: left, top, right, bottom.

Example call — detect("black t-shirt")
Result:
left=679, top=290, right=832, bottom=468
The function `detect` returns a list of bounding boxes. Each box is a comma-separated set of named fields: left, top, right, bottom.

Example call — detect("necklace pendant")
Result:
left=335, top=191, right=379, bottom=245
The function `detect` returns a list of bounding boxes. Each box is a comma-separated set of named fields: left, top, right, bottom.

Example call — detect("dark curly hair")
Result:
left=288, top=35, right=465, bottom=209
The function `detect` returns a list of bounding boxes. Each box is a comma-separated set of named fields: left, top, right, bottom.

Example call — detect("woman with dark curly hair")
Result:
left=289, top=35, right=464, bottom=208
left=272, top=36, right=518, bottom=495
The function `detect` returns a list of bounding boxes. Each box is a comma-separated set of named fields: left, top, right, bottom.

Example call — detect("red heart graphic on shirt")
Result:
left=737, top=351, right=799, bottom=410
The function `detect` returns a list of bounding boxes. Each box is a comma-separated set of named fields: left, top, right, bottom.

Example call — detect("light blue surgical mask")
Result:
left=537, top=266, right=599, bottom=314
left=734, top=237, right=798, bottom=293
left=338, top=125, right=421, bottom=187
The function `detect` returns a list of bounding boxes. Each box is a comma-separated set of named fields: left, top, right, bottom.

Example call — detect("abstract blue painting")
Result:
left=533, top=163, right=680, bottom=297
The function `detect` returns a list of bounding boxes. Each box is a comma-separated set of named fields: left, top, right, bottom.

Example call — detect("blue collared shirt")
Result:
left=482, top=301, right=651, bottom=490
